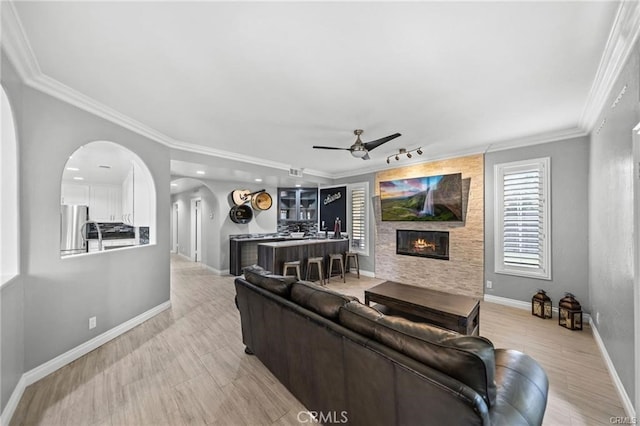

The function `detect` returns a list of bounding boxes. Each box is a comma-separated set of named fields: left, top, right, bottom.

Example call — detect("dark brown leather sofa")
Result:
left=235, top=265, right=549, bottom=426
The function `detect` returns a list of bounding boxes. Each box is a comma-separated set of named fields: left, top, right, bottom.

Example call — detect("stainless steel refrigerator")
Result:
left=60, top=204, right=89, bottom=256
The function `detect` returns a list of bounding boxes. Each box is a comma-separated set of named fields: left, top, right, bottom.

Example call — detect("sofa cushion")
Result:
left=339, top=301, right=497, bottom=408
left=242, top=265, right=296, bottom=298
left=338, top=301, right=383, bottom=337
left=290, top=281, right=359, bottom=320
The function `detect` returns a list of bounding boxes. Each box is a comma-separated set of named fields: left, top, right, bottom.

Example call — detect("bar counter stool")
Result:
left=306, top=257, right=325, bottom=286
left=283, top=260, right=301, bottom=280
left=345, top=252, right=360, bottom=279
left=328, top=253, right=345, bottom=283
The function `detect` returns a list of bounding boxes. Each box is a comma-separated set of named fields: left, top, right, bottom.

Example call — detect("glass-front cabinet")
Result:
left=278, top=188, right=318, bottom=221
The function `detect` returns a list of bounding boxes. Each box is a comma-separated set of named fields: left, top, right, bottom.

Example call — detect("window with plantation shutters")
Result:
left=494, top=158, right=551, bottom=280
left=348, top=183, right=369, bottom=255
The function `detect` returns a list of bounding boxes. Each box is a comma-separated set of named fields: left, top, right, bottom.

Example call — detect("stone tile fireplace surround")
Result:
left=374, top=154, right=484, bottom=298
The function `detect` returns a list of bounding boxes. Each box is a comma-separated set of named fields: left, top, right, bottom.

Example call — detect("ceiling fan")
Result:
left=313, top=129, right=401, bottom=160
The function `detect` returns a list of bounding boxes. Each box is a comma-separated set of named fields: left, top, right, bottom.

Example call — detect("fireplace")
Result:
left=396, top=230, right=449, bottom=260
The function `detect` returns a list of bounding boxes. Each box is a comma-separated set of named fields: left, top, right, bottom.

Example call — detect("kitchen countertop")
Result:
left=258, top=238, right=348, bottom=248
left=229, top=235, right=309, bottom=242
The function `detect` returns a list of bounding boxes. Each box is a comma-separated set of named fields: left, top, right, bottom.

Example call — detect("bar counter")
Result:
left=257, top=238, right=349, bottom=277
left=229, top=234, right=307, bottom=275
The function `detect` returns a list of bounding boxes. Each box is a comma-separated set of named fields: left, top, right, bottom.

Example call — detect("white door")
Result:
left=172, top=203, right=179, bottom=253
left=195, top=200, right=202, bottom=262
left=190, top=198, right=202, bottom=263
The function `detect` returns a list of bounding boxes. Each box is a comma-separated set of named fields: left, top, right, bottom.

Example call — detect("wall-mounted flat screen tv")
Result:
left=379, top=173, right=463, bottom=221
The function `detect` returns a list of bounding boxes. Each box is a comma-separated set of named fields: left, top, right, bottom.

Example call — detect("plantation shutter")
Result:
left=350, top=186, right=366, bottom=251
left=495, top=158, right=550, bottom=279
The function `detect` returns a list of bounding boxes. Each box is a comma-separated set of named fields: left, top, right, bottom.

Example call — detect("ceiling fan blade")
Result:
left=361, top=152, right=370, bottom=160
left=312, top=145, right=351, bottom=150
left=363, top=133, right=402, bottom=151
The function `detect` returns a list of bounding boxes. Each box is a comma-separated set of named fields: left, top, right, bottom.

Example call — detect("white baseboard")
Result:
left=0, top=300, right=171, bottom=426
left=484, top=295, right=633, bottom=415
left=590, top=319, right=636, bottom=418
left=177, top=252, right=191, bottom=261
left=204, top=264, right=229, bottom=276
left=484, top=294, right=531, bottom=310
left=1, top=375, right=26, bottom=426
left=483, top=294, right=592, bottom=322
left=358, top=269, right=375, bottom=278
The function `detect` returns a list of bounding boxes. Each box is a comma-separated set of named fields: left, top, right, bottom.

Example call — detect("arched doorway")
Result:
left=1, top=86, right=19, bottom=283
left=170, top=178, right=217, bottom=267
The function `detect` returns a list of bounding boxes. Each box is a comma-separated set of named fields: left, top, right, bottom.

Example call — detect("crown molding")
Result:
left=484, top=126, right=588, bottom=153
left=1, top=0, right=630, bottom=180
left=168, top=139, right=332, bottom=179
left=0, top=1, right=331, bottom=180
left=1, top=1, right=41, bottom=82
left=331, top=127, right=587, bottom=180
left=579, top=0, right=640, bottom=132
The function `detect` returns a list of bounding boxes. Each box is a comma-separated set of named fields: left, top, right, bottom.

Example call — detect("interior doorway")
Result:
left=191, top=197, right=202, bottom=263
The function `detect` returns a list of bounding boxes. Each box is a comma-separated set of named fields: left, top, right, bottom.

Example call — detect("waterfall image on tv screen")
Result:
left=379, top=173, right=463, bottom=221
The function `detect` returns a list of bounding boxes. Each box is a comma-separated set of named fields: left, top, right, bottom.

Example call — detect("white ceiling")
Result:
left=62, top=141, right=134, bottom=185
left=9, top=1, right=621, bottom=183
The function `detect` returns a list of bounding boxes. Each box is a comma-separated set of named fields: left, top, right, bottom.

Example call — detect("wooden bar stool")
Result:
left=283, top=260, right=301, bottom=280
left=328, top=253, right=345, bottom=283
left=306, top=256, right=325, bottom=285
left=345, top=252, right=360, bottom=279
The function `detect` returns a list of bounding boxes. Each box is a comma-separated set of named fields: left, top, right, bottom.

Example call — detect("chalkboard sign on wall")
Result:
left=319, top=186, right=347, bottom=232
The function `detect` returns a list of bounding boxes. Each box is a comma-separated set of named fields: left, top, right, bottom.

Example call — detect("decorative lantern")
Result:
left=558, top=293, right=583, bottom=330
left=531, top=289, right=552, bottom=319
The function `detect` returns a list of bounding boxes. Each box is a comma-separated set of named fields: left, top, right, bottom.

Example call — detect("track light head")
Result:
left=386, top=147, right=422, bottom=165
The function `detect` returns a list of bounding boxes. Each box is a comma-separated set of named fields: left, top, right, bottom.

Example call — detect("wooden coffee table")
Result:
left=364, top=281, right=480, bottom=335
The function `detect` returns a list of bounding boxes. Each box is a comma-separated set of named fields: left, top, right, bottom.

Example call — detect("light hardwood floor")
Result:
left=10, top=255, right=626, bottom=425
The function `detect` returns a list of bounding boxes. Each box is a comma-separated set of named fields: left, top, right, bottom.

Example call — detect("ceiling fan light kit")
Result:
left=387, top=147, right=423, bottom=164
left=312, top=129, right=401, bottom=160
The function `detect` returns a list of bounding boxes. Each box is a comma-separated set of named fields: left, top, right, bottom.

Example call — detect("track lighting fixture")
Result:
left=386, top=147, right=423, bottom=165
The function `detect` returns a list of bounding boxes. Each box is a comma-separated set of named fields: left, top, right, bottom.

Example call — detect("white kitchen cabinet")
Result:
left=121, top=160, right=152, bottom=226
left=88, top=240, right=100, bottom=253
left=89, top=184, right=122, bottom=222
left=121, top=165, right=134, bottom=224
left=132, top=160, right=151, bottom=227
left=61, top=183, right=90, bottom=205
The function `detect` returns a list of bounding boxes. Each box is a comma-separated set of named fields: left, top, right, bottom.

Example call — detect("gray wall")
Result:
left=1, top=50, right=171, bottom=376
left=1, top=277, right=24, bottom=413
left=332, top=173, right=376, bottom=274
left=589, top=41, right=640, bottom=404
left=484, top=136, right=590, bottom=307
left=1, top=51, right=25, bottom=413
left=170, top=178, right=278, bottom=272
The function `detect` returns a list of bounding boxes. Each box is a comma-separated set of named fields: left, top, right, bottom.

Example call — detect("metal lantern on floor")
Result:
left=531, top=289, right=552, bottom=319
left=559, top=293, right=583, bottom=330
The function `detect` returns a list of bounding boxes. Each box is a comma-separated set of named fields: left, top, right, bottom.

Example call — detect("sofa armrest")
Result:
left=490, top=349, right=549, bottom=426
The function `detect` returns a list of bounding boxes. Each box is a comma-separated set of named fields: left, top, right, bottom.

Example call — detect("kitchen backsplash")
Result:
left=277, top=221, right=318, bottom=235
left=138, top=226, right=149, bottom=245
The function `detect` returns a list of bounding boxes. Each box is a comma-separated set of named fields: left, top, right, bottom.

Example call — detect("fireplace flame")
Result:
left=413, top=238, right=436, bottom=251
